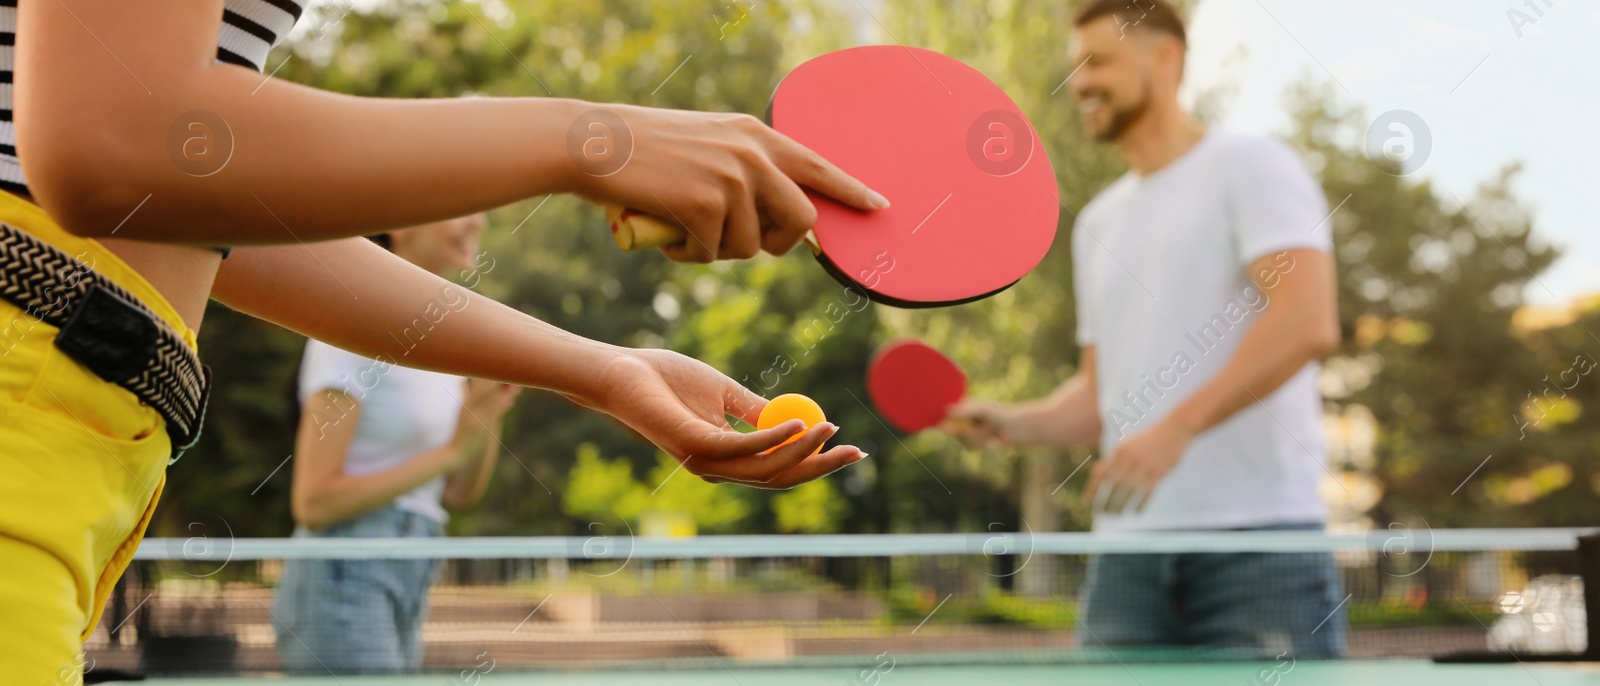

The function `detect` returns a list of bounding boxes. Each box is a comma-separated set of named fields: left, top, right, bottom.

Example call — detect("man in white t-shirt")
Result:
left=948, top=0, right=1345, bottom=658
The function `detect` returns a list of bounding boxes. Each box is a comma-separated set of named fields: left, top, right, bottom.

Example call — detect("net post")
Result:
left=1434, top=529, right=1599, bottom=663
left=1581, top=531, right=1600, bottom=659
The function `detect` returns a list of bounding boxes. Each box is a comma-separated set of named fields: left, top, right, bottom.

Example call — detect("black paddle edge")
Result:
left=815, top=251, right=1020, bottom=309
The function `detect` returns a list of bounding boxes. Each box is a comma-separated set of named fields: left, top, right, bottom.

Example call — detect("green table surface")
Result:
left=121, top=661, right=1600, bottom=686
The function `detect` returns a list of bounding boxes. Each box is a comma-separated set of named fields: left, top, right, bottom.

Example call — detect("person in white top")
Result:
left=273, top=214, right=521, bottom=674
left=946, top=0, right=1346, bottom=658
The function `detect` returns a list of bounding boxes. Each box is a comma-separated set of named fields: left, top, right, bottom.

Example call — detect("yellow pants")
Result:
left=0, top=191, right=197, bottom=683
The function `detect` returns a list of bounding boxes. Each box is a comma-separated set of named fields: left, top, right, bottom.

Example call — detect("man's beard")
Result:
left=1090, top=81, right=1152, bottom=142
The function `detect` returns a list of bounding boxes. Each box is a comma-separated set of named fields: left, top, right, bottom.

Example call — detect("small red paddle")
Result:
left=865, top=339, right=967, bottom=433
left=608, top=45, right=1059, bottom=309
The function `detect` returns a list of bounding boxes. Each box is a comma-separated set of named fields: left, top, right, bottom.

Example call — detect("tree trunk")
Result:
left=1017, top=448, right=1061, bottom=597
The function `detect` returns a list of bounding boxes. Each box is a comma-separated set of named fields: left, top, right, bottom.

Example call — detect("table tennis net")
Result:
left=85, top=529, right=1600, bottom=678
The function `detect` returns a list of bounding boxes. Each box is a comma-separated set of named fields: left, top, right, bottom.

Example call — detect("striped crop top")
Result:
left=0, top=0, right=307, bottom=258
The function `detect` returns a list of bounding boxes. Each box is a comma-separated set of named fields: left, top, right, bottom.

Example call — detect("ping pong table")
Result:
left=114, top=661, right=1600, bottom=685
left=99, top=530, right=1600, bottom=685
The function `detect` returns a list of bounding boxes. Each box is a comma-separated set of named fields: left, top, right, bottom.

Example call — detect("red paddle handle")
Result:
left=606, top=205, right=687, bottom=251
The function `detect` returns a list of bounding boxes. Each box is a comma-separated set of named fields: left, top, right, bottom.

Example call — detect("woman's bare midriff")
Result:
left=16, top=192, right=219, bottom=331
left=96, top=239, right=220, bottom=332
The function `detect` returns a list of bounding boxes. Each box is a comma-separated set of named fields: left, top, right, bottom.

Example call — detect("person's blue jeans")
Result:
left=272, top=506, right=443, bottom=674
left=1077, top=522, right=1347, bottom=658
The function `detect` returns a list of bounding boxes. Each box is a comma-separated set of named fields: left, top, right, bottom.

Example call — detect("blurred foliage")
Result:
left=154, top=0, right=1587, bottom=545
left=1281, top=81, right=1591, bottom=528
left=1345, top=601, right=1495, bottom=629
left=889, top=587, right=1081, bottom=629
left=1493, top=302, right=1600, bottom=525
left=772, top=479, right=850, bottom=534
left=562, top=445, right=750, bottom=532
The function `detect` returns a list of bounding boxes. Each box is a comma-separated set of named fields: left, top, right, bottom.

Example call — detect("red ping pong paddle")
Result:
left=866, top=339, right=967, bottom=433
left=607, top=45, right=1059, bottom=308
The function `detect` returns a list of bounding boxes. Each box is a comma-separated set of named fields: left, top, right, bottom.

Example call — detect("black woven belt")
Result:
left=0, top=222, right=210, bottom=461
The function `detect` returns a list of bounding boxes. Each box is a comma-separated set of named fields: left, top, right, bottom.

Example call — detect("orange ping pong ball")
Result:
left=757, top=393, right=828, bottom=453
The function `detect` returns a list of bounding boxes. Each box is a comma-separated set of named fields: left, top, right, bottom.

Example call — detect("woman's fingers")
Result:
left=755, top=160, right=819, bottom=256
left=600, top=348, right=862, bottom=490
left=684, top=418, right=807, bottom=461
left=772, top=134, right=889, bottom=213
left=761, top=445, right=867, bottom=489
left=659, top=200, right=723, bottom=264
left=702, top=445, right=866, bottom=489
left=592, top=107, right=886, bottom=264
left=719, top=188, right=762, bottom=260
left=684, top=422, right=839, bottom=483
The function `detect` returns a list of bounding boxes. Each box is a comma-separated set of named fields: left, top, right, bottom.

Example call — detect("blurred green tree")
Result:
left=1514, top=300, right=1600, bottom=526
left=562, top=444, right=751, bottom=533
left=1284, top=80, right=1564, bottom=528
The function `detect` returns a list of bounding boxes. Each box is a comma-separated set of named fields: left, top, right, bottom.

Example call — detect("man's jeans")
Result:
left=1077, top=522, right=1347, bottom=658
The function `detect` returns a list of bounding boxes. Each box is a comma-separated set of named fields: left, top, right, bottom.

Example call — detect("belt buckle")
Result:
left=54, top=283, right=159, bottom=382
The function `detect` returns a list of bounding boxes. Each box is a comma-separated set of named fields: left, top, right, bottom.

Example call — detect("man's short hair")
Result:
left=1072, top=0, right=1188, bottom=47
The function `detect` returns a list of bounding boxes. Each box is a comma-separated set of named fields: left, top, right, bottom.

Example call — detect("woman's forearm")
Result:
left=213, top=238, right=622, bottom=401
left=19, top=1, right=883, bottom=257
left=48, top=88, right=583, bottom=244
left=294, top=440, right=464, bottom=530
